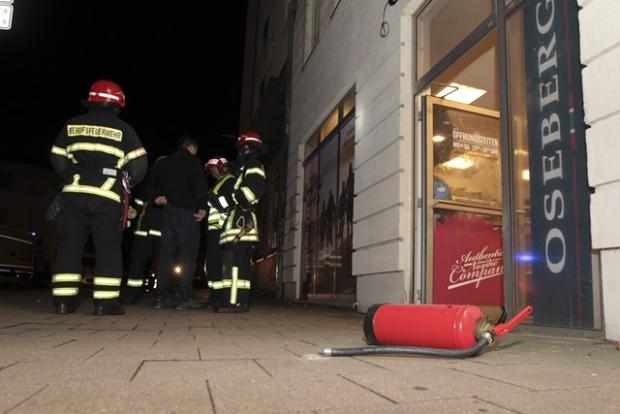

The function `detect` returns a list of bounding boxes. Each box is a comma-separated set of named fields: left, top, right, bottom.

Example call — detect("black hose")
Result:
left=320, top=333, right=493, bottom=358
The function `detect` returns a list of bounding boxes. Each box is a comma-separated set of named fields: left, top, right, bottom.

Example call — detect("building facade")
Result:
left=0, top=162, right=58, bottom=274
left=242, top=0, right=620, bottom=342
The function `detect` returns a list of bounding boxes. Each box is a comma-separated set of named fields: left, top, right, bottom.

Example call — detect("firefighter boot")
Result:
left=93, top=299, right=126, bottom=316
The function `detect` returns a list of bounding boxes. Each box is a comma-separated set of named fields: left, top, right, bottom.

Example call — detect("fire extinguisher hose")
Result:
left=320, top=331, right=494, bottom=358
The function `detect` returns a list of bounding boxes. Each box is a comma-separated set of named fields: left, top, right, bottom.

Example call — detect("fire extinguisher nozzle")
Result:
left=319, top=348, right=333, bottom=356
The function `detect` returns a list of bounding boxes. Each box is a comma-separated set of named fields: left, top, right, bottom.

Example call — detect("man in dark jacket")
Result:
left=49, top=79, right=147, bottom=315
left=151, top=135, right=208, bottom=310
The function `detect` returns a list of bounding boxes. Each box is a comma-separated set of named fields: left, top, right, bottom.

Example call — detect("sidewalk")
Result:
left=1, top=289, right=619, bottom=414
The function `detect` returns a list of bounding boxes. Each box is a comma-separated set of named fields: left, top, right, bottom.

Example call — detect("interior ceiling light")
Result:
left=443, top=156, right=474, bottom=169
left=436, top=82, right=487, bottom=104
left=432, top=134, right=446, bottom=143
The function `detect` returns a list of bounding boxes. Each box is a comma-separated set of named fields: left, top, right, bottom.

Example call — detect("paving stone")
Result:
left=1, top=290, right=618, bottom=413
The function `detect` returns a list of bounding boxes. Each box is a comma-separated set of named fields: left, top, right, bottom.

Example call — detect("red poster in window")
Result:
left=433, top=212, right=504, bottom=306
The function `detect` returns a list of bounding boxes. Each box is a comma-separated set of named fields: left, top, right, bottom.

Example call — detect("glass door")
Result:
left=424, top=96, right=504, bottom=319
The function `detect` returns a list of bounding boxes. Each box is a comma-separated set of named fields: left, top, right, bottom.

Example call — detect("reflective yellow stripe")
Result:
left=51, top=146, right=67, bottom=156
left=67, top=124, right=123, bottom=141
left=53, top=287, right=79, bottom=296
left=127, top=279, right=143, bottom=287
left=118, top=147, right=147, bottom=167
left=52, top=273, right=81, bottom=283
left=220, top=235, right=259, bottom=244
left=63, top=184, right=121, bottom=202
left=94, top=277, right=122, bottom=287
left=240, top=187, right=257, bottom=203
left=213, top=174, right=235, bottom=194
left=66, top=142, right=125, bottom=159
left=134, top=230, right=148, bottom=237
left=245, top=167, right=265, bottom=178
left=230, top=266, right=238, bottom=304
left=93, top=291, right=120, bottom=299
left=134, top=199, right=144, bottom=206
left=207, top=281, right=213, bottom=288
left=101, top=178, right=116, bottom=191
left=148, top=230, right=161, bottom=237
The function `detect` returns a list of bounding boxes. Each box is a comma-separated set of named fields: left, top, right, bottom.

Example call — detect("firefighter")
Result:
left=123, top=159, right=164, bottom=304
left=49, top=79, right=147, bottom=315
left=203, top=156, right=235, bottom=306
left=214, top=132, right=266, bottom=313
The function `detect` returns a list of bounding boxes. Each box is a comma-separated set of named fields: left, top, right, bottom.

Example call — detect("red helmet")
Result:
left=204, top=156, right=229, bottom=171
left=87, top=79, right=126, bottom=108
left=237, top=131, right=263, bottom=150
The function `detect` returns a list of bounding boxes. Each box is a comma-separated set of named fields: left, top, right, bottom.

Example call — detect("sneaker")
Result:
left=174, top=299, right=205, bottom=311
left=154, top=297, right=173, bottom=310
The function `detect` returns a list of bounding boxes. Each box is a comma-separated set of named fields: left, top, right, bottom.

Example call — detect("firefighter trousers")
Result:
left=206, top=229, right=223, bottom=302
left=51, top=193, right=123, bottom=304
left=127, top=233, right=160, bottom=289
left=213, top=242, right=253, bottom=309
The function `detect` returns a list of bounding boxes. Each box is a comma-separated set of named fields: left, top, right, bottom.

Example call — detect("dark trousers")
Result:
left=215, top=242, right=253, bottom=307
left=127, top=233, right=160, bottom=289
left=52, top=193, right=122, bottom=303
left=206, top=229, right=223, bottom=301
left=156, top=206, right=200, bottom=302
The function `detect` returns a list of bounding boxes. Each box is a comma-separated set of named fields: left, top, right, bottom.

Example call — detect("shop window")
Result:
left=319, top=108, right=338, bottom=142
left=506, top=5, right=596, bottom=328
left=417, top=0, right=493, bottom=79
left=301, top=93, right=355, bottom=301
left=342, top=90, right=355, bottom=119
left=305, top=132, right=319, bottom=158
left=430, top=31, right=499, bottom=111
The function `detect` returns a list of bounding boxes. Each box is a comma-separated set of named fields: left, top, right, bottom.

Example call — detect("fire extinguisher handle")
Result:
left=493, top=306, right=533, bottom=337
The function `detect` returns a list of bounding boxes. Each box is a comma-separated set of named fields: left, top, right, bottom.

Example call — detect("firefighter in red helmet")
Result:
left=203, top=156, right=235, bottom=306
left=48, top=79, right=147, bottom=315
left=214, top=132, right=266, bottom=312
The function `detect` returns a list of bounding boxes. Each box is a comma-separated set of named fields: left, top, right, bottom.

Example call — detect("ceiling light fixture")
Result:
left=436, top=82, right=487, bottom=104
left=443, top=156, right=474, bottom=170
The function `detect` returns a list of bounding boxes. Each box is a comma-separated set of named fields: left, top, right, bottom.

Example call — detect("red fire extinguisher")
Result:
left=320, top=304, right=533, bottom=358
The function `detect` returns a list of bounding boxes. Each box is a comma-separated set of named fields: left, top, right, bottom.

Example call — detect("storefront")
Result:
left=274, top=0, right=608, bottom=335
left=413, top=0, right=600, bottom=329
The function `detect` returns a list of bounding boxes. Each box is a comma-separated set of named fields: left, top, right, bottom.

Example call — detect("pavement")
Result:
left=0, top=289, right=619, bottom=414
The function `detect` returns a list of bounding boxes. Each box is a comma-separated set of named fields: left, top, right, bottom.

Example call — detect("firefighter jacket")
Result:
left=50, top=107, right=148, bottom=202
left=219, top=156, right=266, bottom=244
left=131, top=197, right=162, bottom=238
left=131, top=165, right=162, bottom=237
left=207, top=173, right=235, bottom=231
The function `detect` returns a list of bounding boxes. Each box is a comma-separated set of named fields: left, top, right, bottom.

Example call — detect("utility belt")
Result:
left=219, top=205, right=259, bottom=245
left=61, top=167, right=130, bottom=231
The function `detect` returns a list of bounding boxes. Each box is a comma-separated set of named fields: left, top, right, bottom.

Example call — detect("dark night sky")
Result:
left=0, top=1, right=247, bottom=168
